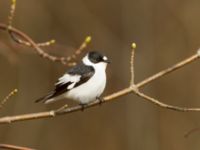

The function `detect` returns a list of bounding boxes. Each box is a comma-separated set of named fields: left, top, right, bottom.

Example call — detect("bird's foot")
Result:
left=96, top=96, right=104, bottom=106
left=79, top=103, right=87, bottom=111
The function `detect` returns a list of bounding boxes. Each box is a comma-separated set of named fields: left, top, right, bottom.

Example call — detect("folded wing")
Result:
left=35, top=63, right=95, bottom=103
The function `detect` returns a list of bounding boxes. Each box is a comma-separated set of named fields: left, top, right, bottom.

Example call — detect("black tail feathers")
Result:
left=35, top=92, right=54, bottom=103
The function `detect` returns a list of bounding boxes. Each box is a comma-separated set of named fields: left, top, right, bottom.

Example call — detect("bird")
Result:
left=35, top=51, right=110, bottom=108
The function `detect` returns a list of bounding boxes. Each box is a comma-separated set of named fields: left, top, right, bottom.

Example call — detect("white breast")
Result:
left=65, top=62, right=107, bottom=104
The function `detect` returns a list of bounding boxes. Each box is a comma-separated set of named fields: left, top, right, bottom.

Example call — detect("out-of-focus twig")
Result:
left=0, top=89, right=18, bottom=109
left=0, top=0, right=91, bottom=66
left=7, top=0, right=16, bottom=29
left=184, top=127, right=200, bottom=138
left=7, top=0, right=56, bottom=48
left=0, top=143, right=35, bottom=150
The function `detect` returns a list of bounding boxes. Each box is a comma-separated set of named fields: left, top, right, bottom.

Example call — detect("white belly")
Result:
left=65, top=68, right=106, bottom=104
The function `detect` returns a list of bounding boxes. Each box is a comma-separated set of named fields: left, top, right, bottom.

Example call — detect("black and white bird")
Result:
left=35, top=51, right=110, bottom=106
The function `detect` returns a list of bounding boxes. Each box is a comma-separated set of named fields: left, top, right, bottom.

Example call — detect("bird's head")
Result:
left=82, top=51, right=110, bottom=69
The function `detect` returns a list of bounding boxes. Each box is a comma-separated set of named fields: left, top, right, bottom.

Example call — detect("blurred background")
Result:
left=0, top=0, right=200, bottom=149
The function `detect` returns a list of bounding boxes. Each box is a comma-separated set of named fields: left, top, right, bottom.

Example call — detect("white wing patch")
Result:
left=67, top=82, right=77, bottom=89
left=55, top=74, right=81, bottom=89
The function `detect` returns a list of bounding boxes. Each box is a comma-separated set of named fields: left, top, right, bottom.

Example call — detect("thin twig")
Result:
left=133, top=89, right=200, bottom=111
left=66, top=36, right=91, bottom=62
left=0, top=48, right=200, bottom=124
left=0, top=143, right=35, bottom=150
left=130, top=43, right=136, bottom=86
left=0, top=89, right=18, bottom=109
left=9, top=32, right=56, bottom=48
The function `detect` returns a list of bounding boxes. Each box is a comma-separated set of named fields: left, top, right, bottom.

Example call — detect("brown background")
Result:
left=0, top=0, right=200, bottom=149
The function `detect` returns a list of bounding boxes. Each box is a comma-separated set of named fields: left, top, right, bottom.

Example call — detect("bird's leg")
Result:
left=96, top=96, right=104, bottom=105
left=79, top=103, right=87, bottom=111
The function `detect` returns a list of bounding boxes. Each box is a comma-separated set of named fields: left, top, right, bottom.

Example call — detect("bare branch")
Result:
left=0, top=143, right=35, bottom=150
left=0, top=48, right=200, bottom=124
left=0, top=89, right=18, bottom=109
left=1, top=0, right=200, bottom=124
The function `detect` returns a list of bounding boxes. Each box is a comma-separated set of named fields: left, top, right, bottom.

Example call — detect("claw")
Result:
left=96, top=97, right=103, bottom=105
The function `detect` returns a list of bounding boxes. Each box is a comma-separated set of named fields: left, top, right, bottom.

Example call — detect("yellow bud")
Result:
left=85, top=36, right=92, bottom=43
left=131, top=43, right=136, bottom=49
left=50, top=39, right=56, bottom=44
left=12, top=0, right=16, bottom=4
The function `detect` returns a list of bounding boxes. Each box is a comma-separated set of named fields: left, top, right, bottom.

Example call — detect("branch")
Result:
left=0, top=143, right=35, bottom=150
left=0, top=47, right=200, bottom=124
left=128, top=43, right=200, bottom=112
left=1, top=0, right=200, bottom=124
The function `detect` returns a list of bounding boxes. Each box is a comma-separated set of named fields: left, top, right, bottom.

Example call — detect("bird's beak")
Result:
left=103, top=60, right=111, bottom=64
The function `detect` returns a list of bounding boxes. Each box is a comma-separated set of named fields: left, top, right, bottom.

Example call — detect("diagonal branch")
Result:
left=137, top=52, right=200, bottom=88
left=0, top=48, right=200, bottom=124
left=1, top=0, right=200, bottom=125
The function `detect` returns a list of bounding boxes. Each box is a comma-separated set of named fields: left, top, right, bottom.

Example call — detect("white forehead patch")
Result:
left=103, top=56, right=108, bottom=61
